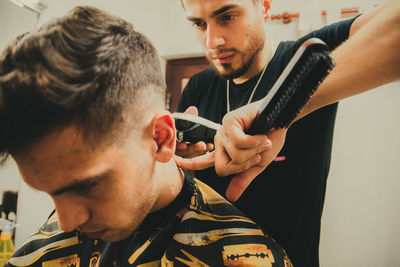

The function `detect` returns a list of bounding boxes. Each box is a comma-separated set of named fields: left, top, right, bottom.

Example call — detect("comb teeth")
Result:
left=274, top=51, right=333, bottom=128
left=246, top=39, right=334, bottom=136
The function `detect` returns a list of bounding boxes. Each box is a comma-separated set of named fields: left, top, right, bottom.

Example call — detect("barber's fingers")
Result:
left=216, top=127, right=271, bottom=165
left=175, top=141, right=214, bottom=158
left=225, top=166, right=265, bottom=202
left=224, top=136, right=271, bottom=164
left=224, top=124, right=270, bottom=148
left=175, top=106, right=214, bottom=158
left=225, top=128, right=288, bottom=202
left=220, top=100, right=260, bottom=137
left=215, top=152, right=262, bottom=177
left=214, top=133, right=265, bottom=177
left=184, top=106, right=198, bottom=115
left=174, top=151, right=215, bottom=170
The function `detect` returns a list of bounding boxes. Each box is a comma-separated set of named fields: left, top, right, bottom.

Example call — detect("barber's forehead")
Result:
left=183, top=0, right=252, bottom=16
left=183, top=0, right=248, bottom=9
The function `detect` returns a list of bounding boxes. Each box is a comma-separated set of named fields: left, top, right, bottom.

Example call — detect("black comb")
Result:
left=246, top=38, right=334, bottom=135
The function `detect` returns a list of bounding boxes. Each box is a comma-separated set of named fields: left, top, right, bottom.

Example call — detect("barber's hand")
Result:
left=175, top=100, right=287, bottom=202
left=175, top=106, right=214, bottom=158
left=222, top=128, right=287, bottom=202
left=215, top=102, right=287, bottom=202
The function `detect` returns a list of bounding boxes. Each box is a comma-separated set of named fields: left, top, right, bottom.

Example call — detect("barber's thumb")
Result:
left=185, top=106, right=198, bottom=115
left=226, top=175, right=252, bottom=202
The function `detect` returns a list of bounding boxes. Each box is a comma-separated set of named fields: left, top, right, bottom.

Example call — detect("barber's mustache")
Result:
left=207, top=48, right=239, bottom=58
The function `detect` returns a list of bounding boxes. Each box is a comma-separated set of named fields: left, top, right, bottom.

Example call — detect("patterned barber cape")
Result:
left=6, top=174, right=292, bottom=266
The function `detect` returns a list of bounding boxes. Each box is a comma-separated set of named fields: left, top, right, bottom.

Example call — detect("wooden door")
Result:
left=165, top=57, right=210, bottom=112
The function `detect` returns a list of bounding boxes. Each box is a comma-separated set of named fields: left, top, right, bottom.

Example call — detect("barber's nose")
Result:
left=52, top=196, right=89, bottom=233
left=205, top=25, right=225, bottom=50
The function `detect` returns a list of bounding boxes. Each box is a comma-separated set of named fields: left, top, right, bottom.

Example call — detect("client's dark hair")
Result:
left=0, top=6, right=165, bottom=162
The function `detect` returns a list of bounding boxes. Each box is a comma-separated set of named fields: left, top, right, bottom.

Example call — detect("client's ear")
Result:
left=149, top=113, right=176, bottom=163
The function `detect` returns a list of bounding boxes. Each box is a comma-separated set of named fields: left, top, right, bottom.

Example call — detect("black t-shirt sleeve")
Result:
left=295, top=16, right=359, bottom=52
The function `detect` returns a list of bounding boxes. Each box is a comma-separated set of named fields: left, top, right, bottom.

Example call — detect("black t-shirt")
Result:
left=177, top=18, right=357, bottom=267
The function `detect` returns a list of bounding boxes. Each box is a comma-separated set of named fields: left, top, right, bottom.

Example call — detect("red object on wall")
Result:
left=271, top=7, right=359, bottom=24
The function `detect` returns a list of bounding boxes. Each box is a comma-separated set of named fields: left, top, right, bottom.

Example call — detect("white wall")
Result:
left=0, top=0, right=37, bottom=198
left=0, top=0, right=55, bottom=247
left=0, top=0, right=38, bottom=49
left=0, top=0, right=399, bottom=265
left=320, top=84, right=400, bottom=267
left=0, top=159, right=20, bottom=203
left=36, top=0, right=168, bottom=56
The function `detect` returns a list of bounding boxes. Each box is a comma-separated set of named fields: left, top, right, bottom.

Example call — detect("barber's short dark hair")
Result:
left=180, top=0, right=260, bottom=9
left=0, top=6, right=165, bottom=162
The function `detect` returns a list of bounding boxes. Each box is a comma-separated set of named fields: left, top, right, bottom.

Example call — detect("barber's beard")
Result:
left=207, top=32, right=265, bottom=80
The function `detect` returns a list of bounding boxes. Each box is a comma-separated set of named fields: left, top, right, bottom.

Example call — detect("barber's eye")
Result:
left=192, top=20, right=206, bottom=29
left=220, top=14, right=235, bottom=23
left=222, top=15, right=233, bottom=20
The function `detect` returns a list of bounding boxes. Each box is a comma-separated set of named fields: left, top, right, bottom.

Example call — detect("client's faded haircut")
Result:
left=0, top=6, right=165, bottom=162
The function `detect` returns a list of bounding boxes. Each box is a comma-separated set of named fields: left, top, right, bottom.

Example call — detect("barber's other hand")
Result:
left=223, top=128, right=287, bottom=202
left=175, top=101, right=287, bottom=202
left=215, top=101, right=287, bottom=202
left=175, top=106, right=214, bottom=158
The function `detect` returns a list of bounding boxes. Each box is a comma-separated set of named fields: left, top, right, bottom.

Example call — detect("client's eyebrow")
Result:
left=187, top=5, right=236, bottom=21
left=50, top=172, right=109, bottom=196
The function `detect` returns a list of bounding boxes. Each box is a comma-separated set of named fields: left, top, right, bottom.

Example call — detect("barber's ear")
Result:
left=150, top=113, right=176, bottom=163
left=262, top=0, right=272, bottom=21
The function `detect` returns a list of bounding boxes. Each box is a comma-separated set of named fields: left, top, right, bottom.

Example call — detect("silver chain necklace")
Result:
left=226, top=39, right=275, bottom=113
left=226, top=62, right=268, bottom=113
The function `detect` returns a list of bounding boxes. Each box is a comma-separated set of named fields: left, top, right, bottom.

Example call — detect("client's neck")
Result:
left=150, top=160, right=185, bottom=213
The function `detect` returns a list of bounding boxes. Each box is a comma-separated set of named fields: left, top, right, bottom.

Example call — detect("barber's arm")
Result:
left=297, top=0, right=400, bottom=120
